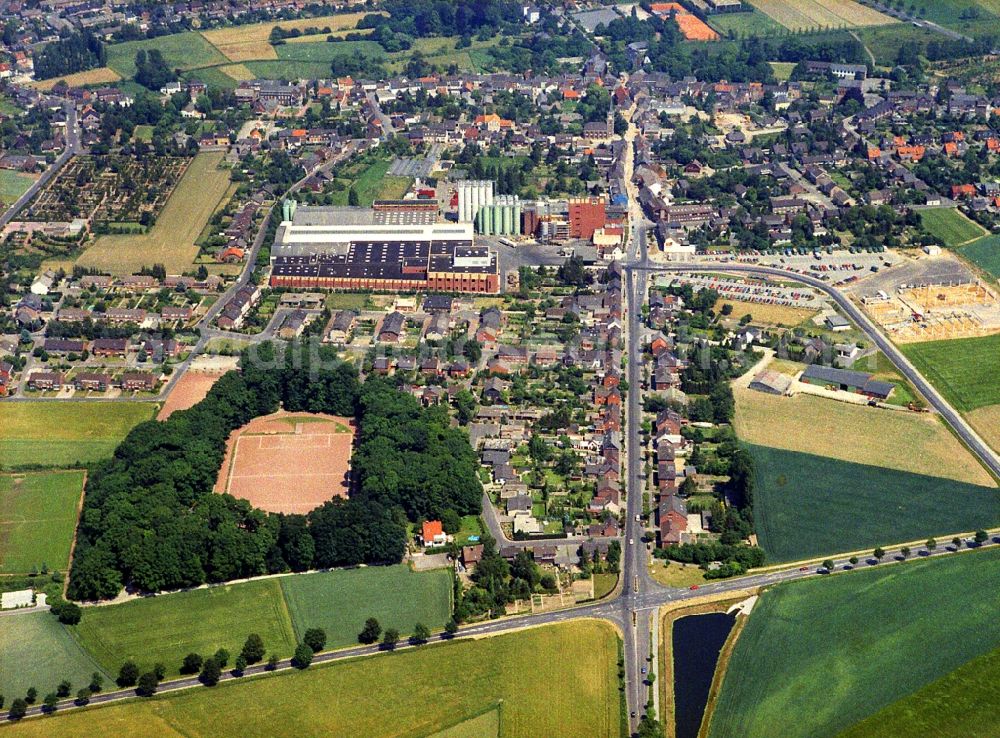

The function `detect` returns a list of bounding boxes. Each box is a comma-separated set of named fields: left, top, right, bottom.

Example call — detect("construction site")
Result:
left=861, top=279, right=1000, bottom=343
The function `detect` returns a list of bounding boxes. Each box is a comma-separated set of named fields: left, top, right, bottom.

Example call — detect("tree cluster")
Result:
left=33, top=30, right=105, bottom=80
left=133, top=49, right=178, bottom=91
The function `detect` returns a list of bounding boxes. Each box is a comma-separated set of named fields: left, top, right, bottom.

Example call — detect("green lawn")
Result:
left=72, top=579, right=297, bottom=678
left=0, top=402, right=157, bottom=469
left=961, top=233, right=1000, bottom=278
left=0, top=470, right=84, bottom=574
left=900, top=333, right=1000, bottom=412
left=920, top=207, right=986, bottom=247
left=709, top=547, right=1000, bottom=738
left=330, top=158, right=411, bottom=206
left=0, top=169, right=37, bottom=203
left=0, top=611, right=108, bottom=700
left=105, top=32, right=228, bottom=77
left=280, top=565, right=452, bottom=647
left=709, top=8, right=786, bottom=37
left=454, top=515, right=484, bottom=546
left=837, top=643, right=1000, bottom=738
left=749, top=444, right=998, bottom=562
left=5, top=621, right=620, bottom=738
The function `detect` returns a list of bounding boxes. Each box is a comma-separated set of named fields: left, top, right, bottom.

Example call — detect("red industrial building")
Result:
left=568, top=197, right=607, bottom=240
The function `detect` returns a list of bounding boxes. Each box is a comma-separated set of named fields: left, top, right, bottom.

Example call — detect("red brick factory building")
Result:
left=269, top=202, right=499, bottom=294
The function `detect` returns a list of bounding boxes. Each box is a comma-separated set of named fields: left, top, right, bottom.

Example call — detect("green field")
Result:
left=72, top=579, right=297, bottom=678
left=280, top=565, right=452, bottom=647
left=709, top=8, right=786, bottom=37
left=750, top=444, right=999, bottom=562
left=903, top=0, right=1000, bottom=35
left=838, top=643, right=1000, bottom=738
left=0, top=611, right=108, bottom=700
left=0, top=169, right=37, bottom=204
left=244, top=59, right=335, bottom=81
left=709, top=547, right=1000, bottom=738
left=275, top=39, right=384, bottom=64
left=6, top=621, right=620, bottom=738
left=920, top=207, right=986, bottom=247
left=962, top=233, right=1000, bottom=278
left=105, top=32, right=228, bottom=78
left=330, top=158, right=412, bottom=206
left=901, top=333, right=1000, bottom=412
left=0, top=402, right=157, bottom=469
left=0, top=470, right=84, bottom=574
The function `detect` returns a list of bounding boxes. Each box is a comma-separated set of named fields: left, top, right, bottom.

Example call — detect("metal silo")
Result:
left=475, top=207, right=484, bottom=233
left=502, top=199, right=512, bottom=235
left=513, top=198, right=522, bottom=236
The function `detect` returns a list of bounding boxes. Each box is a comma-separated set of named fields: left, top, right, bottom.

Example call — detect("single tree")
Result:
left=303, top=628, right=327, bottom=653
left=382, top=628, right=400, bottom=649
left=9, top=698, right=28, bottom=720
left=153, top=663, right=166, bottom=681
left=974, top=530, right=988, bottom=544
left=234, top=655, right=247, bottom=675
left=926, top=538, right=937, bottom=551
left=444, top=619, right=459, bottom=638
left=412, top=623, right=431, bottom=644
left=267, top=653, right=280, bottom=671
left=952, top=536, right=963, bottom=549
left=56, top=680, right=72, bottom=698
left=848, top=555, right=859, bottom=565
left=200, top=658, right=221, bottom=687
left=136, top=672, right=158, bottom=697
left=117, top=661, right=139, bottom=687
left=241, top=633, right=266, bottom=664
left=822, top=559, right=835, bottom=572
left=348, top=187, right=360, bottom=206
left=873, top=547, right=885, bottom=561
left=292, top=643, right=314, bottom=669
left=43, top=692, right=59, bottom=712
left=358, top=617, right=382, bottom=644
left=900, top=546, right=910, bottom=559
left=75, top=688, right=91, bottom=706
left=214, top=649, right=230, bottom=670
left=181, top=653, right=204, bottom=674
left=25, top=687, right=37, bottom=704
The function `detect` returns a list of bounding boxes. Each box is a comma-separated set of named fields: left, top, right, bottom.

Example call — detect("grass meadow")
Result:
left=6, top=621, right=620, bottom=738
left=0, top=402, right=156, bottom=469
left=836, top=643, right=1000, bottom=738
left=708, top=547, right=1000, bottom=738
left=280, top=565, right=452, bottom=647
left=0, top=470, right=84, bottom=574
left=749, top=444, right=999, bottom=561
left=709, top=8, right=786, bottom=37
left=0, top=169, right=39, bottom=204
left=77, top=152, right=232, bottom=275
left=961, top=233, right=1000, bottom=278
left=900, top=333, right=1000, bottom=412
left=920, top=207, right=987, bottom=247
left=0, top=611, right=108, bottom=700
left=105, top=32, right=227, bottom=78
left=72, top=579, right=297, bottom=679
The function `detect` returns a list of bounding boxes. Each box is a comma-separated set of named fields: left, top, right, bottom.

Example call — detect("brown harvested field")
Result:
left=967, top=404, right=1000, bottom=456
left=30, top=67, right=121, bottom=90
left=157, top=371, right=226, bottom=420
left=216, top=410, right=354, bottom=514
left=218, top=63, right=256, bottom=81
left=733, top=387, right=995, bottom=487
left=748, top=0, right=895, bottom=30
left=202, top=11, right=379, bottom=62
left=715, top=299, right=818, bottom=327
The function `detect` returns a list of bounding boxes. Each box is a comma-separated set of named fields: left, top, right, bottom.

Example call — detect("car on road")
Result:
left=629, top=539, right=634, bottom=546
left=689, top=584, right=699, bottom=590
left=635, top=514, right=641, bottom=522
left=799, top=566, right=809, bottom=571
left=641, top=666, right=647, bottom=674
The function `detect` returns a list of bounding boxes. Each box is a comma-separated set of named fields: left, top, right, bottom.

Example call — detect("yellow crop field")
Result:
left=748, top=0, right=896, bottom=30
left=967, top=404, right=1000, bottom=455
left=219, top=63, right=256, bottom=81
left=30, top=67, right=121, bottom=90
left=733, top=388, right=995, bottom=487
left=76, top=152, right=232, bottom=276
left=202, top=11, right=382, bottom=62
left=285, top=27, right=374, bottom=43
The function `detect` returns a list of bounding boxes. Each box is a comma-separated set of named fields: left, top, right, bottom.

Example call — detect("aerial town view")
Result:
left=0, top=0, right=999, bottom=736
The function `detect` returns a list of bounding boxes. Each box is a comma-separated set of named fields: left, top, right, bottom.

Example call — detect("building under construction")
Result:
left=269, top=202, right=499, bottom=294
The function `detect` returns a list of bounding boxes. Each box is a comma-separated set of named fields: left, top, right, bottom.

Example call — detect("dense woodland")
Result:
left=68, top=341, right=482, bottom=600
left=32, top=30, right=105, bottom=79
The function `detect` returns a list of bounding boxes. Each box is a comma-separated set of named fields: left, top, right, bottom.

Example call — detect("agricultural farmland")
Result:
left=29, top=67, right=121, bottom=90
left=747, top=0, right=896, bottom=30
left=708, top=547, right=1000, bottom=738
left=105, top=32, right=228, bottom=78
left=0, top=611, right=108, bottom=700
left=72, top=579, right=297, bottom=679
left=0, top=170, right=39, bottom=205
left=6, top=621, right=620, bottom=738
left=0, top=402, right=157, bottom=469
left=900, top=333, right=1000, bottom=412
left=0, top=470, right=85, bottom=575
left=76, top=151, right=232, bottom=275
left=962, top=233, right=1000, bottom=279
left=733, top=388, right=994, bottom=486
left=280, top=565, right=452, bottom=648
left=920, top=207, right=987, bottom=248
left=748, top=444, right=998, bottom=562
left=837, top=644, right=1000, bottom=738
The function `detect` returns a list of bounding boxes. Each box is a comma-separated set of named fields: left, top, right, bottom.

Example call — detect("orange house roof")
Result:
left=944, top=142, right=958, bottom=156
left=562, top=88, right=581, bottom=99
left=422, top=520, right=443, bottom=541
left=867, top=147, right=881, bottom=160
